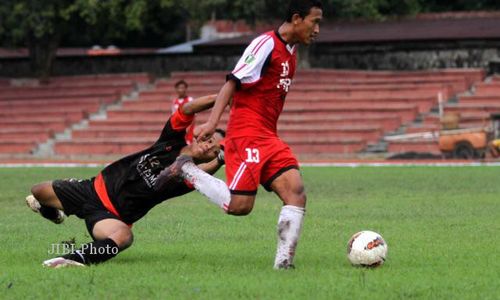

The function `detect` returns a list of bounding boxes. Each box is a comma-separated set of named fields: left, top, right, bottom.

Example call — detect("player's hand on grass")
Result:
left=195, top=122, right=216, bottom=142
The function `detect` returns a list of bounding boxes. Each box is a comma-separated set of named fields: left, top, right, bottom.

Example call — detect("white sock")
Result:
left=181, top=162, right=231, bottom=212
left=274, top=205, right=305, bottom=269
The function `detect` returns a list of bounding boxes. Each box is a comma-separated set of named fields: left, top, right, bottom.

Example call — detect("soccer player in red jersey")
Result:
left=26, top=95, right=225, bottom=268
left=161, top=0, right=323, bottom=269
left=172, top=80, right=195, bottom=144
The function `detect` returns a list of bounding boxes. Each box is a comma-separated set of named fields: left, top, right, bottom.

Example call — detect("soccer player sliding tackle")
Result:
left=158, top=0, right=323, bottom=269
left=26, top=94, right=225, bottom=268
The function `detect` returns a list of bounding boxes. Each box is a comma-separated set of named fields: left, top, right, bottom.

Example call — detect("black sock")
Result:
left=39, top=205, right=60, bottom=220
left=63, top=238, right=120, bottom=265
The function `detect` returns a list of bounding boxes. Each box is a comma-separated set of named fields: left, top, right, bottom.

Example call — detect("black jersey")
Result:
left=96, top=108, right=195, bottom=224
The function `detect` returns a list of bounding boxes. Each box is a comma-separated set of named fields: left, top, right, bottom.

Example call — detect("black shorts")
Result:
left=52, top=178, right=121, bottom=239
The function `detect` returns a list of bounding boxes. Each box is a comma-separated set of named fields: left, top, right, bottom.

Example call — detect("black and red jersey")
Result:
left=95, top=107, right=194, bottom=224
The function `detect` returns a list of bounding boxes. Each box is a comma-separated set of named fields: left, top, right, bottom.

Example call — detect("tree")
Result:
left=0, top=0, right=101, bottom=80
left=419, top=0, right=500, bottom=12
left=2, top=0, right=500, bottom=79
left=0, top=0, right=179, bottom=80
left=70, top=0, right=185, bottom=47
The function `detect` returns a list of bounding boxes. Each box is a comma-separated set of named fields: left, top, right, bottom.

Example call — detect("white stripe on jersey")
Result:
left=232, top=34, right=275, bottom=85
left=232, top=34, right=271, bottom=75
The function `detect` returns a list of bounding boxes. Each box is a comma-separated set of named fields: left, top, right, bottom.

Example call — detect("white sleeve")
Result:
left=230, top=34, right=274, bottom=87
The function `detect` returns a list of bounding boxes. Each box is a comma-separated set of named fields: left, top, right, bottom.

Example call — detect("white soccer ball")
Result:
left=347, top=230, right=388, bottom=267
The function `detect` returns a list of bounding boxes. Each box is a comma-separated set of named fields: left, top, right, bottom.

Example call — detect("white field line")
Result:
left=1, top=162, right=500, bottom=168
left=300, top=162, right=500, bottom=167
left=0, top=163, right=106, bottom=168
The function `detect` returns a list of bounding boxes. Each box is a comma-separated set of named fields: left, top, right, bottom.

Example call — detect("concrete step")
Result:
left=0, top=131, right=52, bottom=142
left=0, top=120, right=68, bottom=131
left=158, top=76, right=467, bottom=88
left=387, top=140, right=441, bottom=154
left=0, top=111, right=86, bottom=122
left=444, top=103, right=500, bottom=114
left=0, top=96, right=116, bottom=109
left=0, top=105, right=100, bottom=116
left=126, top=97, right=435, bottom=115
left=142, top=87, right=450, bottom=100
left=0, top=141, right=36, bottom=154
left=458, top=96, right=500, bottom=105
left=54, top=137, right=368, bottom=156
left=0, top=87, right=128, bottom=101
left=93, top=114, right=402, bottom=132
left=73, top=126, right=383, bottom=143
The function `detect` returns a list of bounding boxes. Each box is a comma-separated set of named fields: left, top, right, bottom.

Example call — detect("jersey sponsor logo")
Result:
left=279, top=61, right=290, bottom=77
left=277, top=78, right=292, bottom=92
left=277, top=61, right=292, bottom=92
left=136, top=154, right=162, bottom=188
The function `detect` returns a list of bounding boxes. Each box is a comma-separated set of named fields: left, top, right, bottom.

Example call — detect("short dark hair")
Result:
left=214, top=128, right=226, bottom=138
left=174, top=80, right=188, bottom=88
left=285, top=0, right=322, bottom=22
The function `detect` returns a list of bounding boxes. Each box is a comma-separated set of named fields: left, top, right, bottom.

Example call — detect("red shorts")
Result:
left=225, top=136, right=299, bottom=195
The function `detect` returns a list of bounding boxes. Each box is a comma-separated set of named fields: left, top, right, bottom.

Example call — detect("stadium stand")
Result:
left=52, top=69, right=485, bottom=158
left=387, top=70, right=495, bottom=155
left=0, top=73, right=150, bottom=155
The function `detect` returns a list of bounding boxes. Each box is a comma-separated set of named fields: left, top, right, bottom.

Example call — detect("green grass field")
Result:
left=0, top=166, right=499, bottom=299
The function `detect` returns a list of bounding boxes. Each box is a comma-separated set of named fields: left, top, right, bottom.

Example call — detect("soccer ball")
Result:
left=347, top=230, right=387, bottom=267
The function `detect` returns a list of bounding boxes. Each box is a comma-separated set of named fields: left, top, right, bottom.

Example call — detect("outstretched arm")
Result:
left=194, top=80, right=236, bottom=141
left=181, top=94, right=218, bottom=115
left=157, top=94, right=217, bottom=142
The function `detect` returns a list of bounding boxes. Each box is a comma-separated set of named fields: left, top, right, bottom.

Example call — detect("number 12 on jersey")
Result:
left=245, top=148, right=260, bottom=163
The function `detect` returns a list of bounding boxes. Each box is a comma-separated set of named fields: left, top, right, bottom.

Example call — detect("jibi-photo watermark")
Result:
left=48, top=242, right=118, bottom=255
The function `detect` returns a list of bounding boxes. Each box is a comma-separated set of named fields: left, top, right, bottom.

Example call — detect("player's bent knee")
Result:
left=227, top=201, right=253, bottom=216
left=113, top=228, right=134, bottom=250
left=294, top=190, right=307, bottom=207
left=227, top=205, right=253, bottom=216
left=297, top=187, right=307, bottom=204
left=31, top=182, right=52, bottom=202
left=292, top=182, right=306, bottom=198
left=282, top=186, right=307, bottom=207
left=30, top=183, right=43, bottom=198
left=226, top=194, right=255, bottom=215
left=94, top=219, right=134, bottom=250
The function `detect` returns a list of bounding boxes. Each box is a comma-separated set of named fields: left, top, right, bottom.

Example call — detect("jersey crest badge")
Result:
left=244, top=54, right=256, bottom=64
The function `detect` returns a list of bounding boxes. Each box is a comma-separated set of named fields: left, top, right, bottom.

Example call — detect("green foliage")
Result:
left=257, top=0, right=500, bottom=21
left=1, top=166, right=499, bottom=298
left=313, top=0, right=415, bottom=20
left=56, top=0, right=186, bottom=47
left=0, top=0, right=181, bottom=47
left=0, top=0, right=98, bottom=46
left=2, top=0, right=500, bottom=48
left=1, top=0, right=500, bottom=78
left=420, top=0, right=500, bottom=12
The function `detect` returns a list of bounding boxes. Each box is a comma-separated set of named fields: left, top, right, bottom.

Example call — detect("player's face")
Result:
left=294, top=7, right=322, bottom=45
left=175, top=84, right=187, bottom=98
left=190, top=132, right=224, bottom=162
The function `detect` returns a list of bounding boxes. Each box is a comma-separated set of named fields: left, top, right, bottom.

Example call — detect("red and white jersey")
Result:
left=226, top=30, right=297, bottom=138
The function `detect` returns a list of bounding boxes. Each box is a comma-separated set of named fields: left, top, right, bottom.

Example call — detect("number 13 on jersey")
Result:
left=245, top=148, right=260, bottom=163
